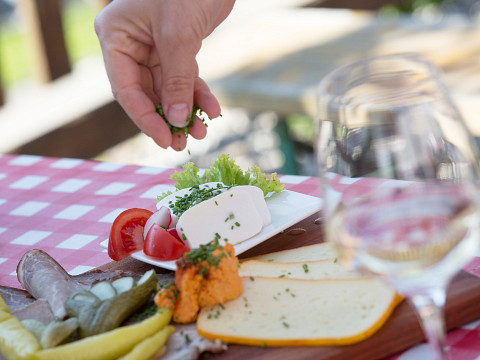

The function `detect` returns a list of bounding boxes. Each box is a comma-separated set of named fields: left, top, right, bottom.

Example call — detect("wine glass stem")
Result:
left=409, top=286, right=449, bottom=360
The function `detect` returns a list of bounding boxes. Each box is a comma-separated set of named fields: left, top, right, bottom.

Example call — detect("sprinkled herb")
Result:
left=278, top=274, right=286, bottom=278
left=235, top=222, right=240, bottom=227
left=302, top=264, right=309, bottom=273
left=282, top=322, right=290, bottom=328
left=267, top=259, right=274, bottom=262
left=224, top=213, right=235, bottom=222
left=261, top=342, right=267, bottom=348
left=156, top=104, right=211, bottom=136
left=219, top=303, right=225, bottom=310
left=334, top=258, right=338, bottom=263
left=185, top=334, right=191, bottom=342
left=285, top=288, right=290, bottom=292
left=250, top=276, right=255, bottom=281
left=177, top=238, right=228, bottom=273
left=167, top=183, right=231, bottom=217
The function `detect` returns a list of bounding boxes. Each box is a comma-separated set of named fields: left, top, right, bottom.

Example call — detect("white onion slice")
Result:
left=143, top=206, right=171, bottom=239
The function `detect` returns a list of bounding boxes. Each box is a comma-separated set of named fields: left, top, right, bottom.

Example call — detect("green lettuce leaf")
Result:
left=157, top=154, right=284, bottom=201
left=171, top=162, right=204, bottom=190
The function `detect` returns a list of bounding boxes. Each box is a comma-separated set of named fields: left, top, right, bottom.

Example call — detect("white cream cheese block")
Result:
left=225, top=185, right=271, bottom=226
left=156, top=182, right=224, bottom=227
left=176, top=188, right=265, bottom=249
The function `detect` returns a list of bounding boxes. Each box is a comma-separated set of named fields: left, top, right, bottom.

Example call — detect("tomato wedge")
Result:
left=108, top=208, right=153, bottom=261
left=144, top=224, right=190, bottom=261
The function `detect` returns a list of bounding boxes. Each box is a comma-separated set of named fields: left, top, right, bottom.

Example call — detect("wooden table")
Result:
left=2, top=154, right=480, bottom=359
left=98, top=213, right=480, bottom=360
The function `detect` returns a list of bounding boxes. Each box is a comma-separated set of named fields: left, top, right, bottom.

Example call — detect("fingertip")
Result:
left=189, top=116, right=207, bottom=140
left=152, top=133, right=172, bottom=149
left=134, top=111, right=173, bottom=149
left=195, top=89, right=222, bottom=119
left=170, top=131, right=188, bottom=152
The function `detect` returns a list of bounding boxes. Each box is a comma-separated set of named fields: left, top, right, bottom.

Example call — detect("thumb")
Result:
left=158, top=35, right=200, bottom=128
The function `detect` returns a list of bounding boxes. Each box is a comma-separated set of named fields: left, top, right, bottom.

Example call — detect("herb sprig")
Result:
left=177, top=238, right=228, bottom=270
left=156, top=104, right=210, bottom=136
left=168, top=183, right=231, bottom=217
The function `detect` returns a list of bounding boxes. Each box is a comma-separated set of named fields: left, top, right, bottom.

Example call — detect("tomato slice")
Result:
left=108, top=208, right=153, bottom=261
left=144, top=224, right=190, bottom=261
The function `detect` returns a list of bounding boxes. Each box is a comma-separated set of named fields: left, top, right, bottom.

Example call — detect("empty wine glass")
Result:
left=315, top=54, right=480, bottom=359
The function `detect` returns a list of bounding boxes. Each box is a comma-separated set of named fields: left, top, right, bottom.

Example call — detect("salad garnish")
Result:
left=157, top=154, right=284, bottom=202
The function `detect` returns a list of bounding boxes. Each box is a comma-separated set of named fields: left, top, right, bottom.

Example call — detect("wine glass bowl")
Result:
left=316, top=54, right=480, bottom=359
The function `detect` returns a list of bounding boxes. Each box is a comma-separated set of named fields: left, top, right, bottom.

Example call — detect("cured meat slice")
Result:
left=17, top=250, right=84, bottom=319
left=12, top=299, right=54, bottom=325
left=0, top=286, right=35, bottom=312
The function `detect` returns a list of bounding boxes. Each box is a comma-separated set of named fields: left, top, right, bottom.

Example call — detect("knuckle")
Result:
left=163, top=75, right=194, bottom=95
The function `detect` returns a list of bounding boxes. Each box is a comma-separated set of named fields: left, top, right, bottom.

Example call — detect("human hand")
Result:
left=95, top=0, right=235, bottom=150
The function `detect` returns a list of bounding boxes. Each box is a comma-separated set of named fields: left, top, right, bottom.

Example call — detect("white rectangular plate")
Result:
left=99, top=190, right=322, bottom=271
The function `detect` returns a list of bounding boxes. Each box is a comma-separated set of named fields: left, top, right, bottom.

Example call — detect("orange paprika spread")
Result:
left=154, top=240, right=242, bottom=323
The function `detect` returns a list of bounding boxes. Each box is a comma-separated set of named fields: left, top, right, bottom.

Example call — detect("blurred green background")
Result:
left=0, top=0, right=455, bottom=89
left=0, top=0, right=100, bottom=88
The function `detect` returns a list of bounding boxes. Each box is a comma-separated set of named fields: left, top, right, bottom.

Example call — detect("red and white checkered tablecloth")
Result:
left=0, top=154, right=321, bottom=289
left=1, top=153, right=479, bottom=359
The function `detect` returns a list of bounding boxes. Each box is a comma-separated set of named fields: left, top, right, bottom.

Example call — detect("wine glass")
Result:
left=315, top=54, right=480, bottom=359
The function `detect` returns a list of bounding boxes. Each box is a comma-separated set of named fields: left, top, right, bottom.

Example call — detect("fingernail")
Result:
left=167, top=103, right=189, bottom=127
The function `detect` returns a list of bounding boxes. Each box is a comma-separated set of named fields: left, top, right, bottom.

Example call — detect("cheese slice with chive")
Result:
left=197, top=277, right=400, bottom=347
left=176, top=188, right=264, bottom=249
